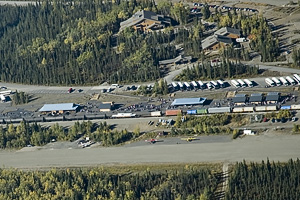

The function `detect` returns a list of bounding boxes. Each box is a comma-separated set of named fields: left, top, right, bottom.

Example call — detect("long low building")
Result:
left=39, top=103, right=80, bottom=114
left=171, top=98, right=206, bottom=106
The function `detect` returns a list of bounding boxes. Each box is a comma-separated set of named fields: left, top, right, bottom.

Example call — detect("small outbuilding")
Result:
left=232, top=94, right=247, bottom=106
left=99, top=103, right=112, bottom=112
left=266, top=92, right=280, bottom=104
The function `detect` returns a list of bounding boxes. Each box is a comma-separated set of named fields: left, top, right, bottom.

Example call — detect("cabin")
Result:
left=119, top=10, right=171, bottom=33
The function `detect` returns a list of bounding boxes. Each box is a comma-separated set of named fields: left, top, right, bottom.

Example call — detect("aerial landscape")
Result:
left=0, top=0, right=300, bottom=199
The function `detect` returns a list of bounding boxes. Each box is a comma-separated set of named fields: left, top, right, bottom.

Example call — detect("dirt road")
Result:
left=1, top=133, right=300, bottom=169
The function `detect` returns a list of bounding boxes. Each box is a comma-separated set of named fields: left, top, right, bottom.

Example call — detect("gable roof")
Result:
left=39, top=103, right=79, bottom=112
left=201, top=35, right=233, bottom=50
left=120, top=10, right=169, bottom=31
left=214, top=27, right=241, bottom=37
left=232, top=96, right=246, bottom=103
left=249, top=96, right=263, bottom=102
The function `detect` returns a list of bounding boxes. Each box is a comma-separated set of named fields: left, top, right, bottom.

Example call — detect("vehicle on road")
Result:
left=145, top=139, right=164, bottom=144
left=181, top=137, right=198, bottom=142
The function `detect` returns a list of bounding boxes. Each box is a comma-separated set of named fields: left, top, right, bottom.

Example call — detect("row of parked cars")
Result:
left=192, top=2, right=258, bottom=12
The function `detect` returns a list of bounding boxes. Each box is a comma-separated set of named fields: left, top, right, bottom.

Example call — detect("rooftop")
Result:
left=266, top=94, right=280, bottom=101
left=214, top=27, right=241, bottom=37
left=235, top=94, right=246, bottom=97
left=232, top=96, right=246, bottom=103
left=201, top=34, right=233, bottom=50
left=171, top=98, right=206, bottom=106
left=99, top=103, right=111, bottom=110
left=39, top=103, right=79, bottom=112
left=249, top=95, right=263, bottom=102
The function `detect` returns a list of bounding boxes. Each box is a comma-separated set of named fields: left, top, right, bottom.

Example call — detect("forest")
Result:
left=0, top=121, right=137, bottom=149
left=0, top=165, right=220, bottom=200
left=175, top=61, right=259, bottom=81
left=0, top=0, right=280, bottom=85
left=225, top=159, right=300, bottom=200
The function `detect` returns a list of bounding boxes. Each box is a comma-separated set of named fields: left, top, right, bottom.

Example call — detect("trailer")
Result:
left=291, top=104, right=300, bottom=110
left=244, top=79, right=253, bottom=87
left=294, top=74, right=300, bottom=84
left=210, top=81, right=220, bottom=89
left=271, top=77, right=281, bottom=86
left=165, top=109, right=182, bottom=116
left=217, top=80, right=225, bottom=88
left=232, top=107, right=254, bottom=113
left=207, top=107, right=231, bottom=114
left=150, top=111, right=162, bottom=117
left=265, top=78, right=275, bottom=87
left=255, top=106, right=267, bottom=112
left=191, top=81, right=198, bottom=88
left=197, top=81, right=205, bottom=89
left=111, top=113, right=136, bottom=118
left=266, top=106, right=278, bottom=111
left=231, top=80, right=240, bottom=88
left=279, top=77, right=288, bottom=86
left=187, top=110, right=197, bottom=114
left=286, top=76, right=296, bottom=85
left=237, top=79, right=246, bottom=87
left=196, top=108, right=207, bottom=114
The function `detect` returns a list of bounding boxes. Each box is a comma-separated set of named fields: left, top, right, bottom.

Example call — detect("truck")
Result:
left=271, top=77, right=281, bottom=86
left=236, top=38, right=247, bottom=42
left=265, top=78, right=275, bottom=87
left=231, top=80, right=240, bottom=88
left=286, top=76, right=296, bottom=85
left=237, top=79, right=246, bottom=87
left=279, top=77, right=288, bottom=86
left=244, top=79, right=253, bottom=87
left=217, top=80, right=225, bottom=88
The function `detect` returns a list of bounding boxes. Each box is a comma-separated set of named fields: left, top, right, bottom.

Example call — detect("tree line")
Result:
left=0, top=166, right=219, bottom=199
left=0, top=121, right=138, bottom=149
left=225, top=159, right=300, bottom=200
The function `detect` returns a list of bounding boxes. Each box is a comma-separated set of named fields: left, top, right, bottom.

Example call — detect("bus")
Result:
left=265, top=78, right=275, bottom=87
left=171, top=82, right=178, bottom=90
left=184, top=82, right=191, bottom=90
left=279, top=77, right=288, bottom=86
left=293, top=74, right=300, bottom=84
left=237, top=79, right=246, bottom=87
left=191, top=81, right=198, bottom=89
left=210, top=81, right=219, bottom=89
left=271, top=77, right=281, bottom=86
left=244, top=79, right=253, bottom=87
left=217, top=80, right=225, bottom=88
left=197, top=81, right=205, bottom=89
left=178, top=82, right=184, bottom=90
left=206, top=82, right=213, bottom=90
left=286, top=76, right=296, bottom=85
left=231, top=80, right=240, bottom=88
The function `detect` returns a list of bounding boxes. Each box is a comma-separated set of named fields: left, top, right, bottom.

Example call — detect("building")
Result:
left=119, top=10, right=171, bottom=32
left=99, top=103, right=112, bottom=112
left=171, top=98, right=206, bottom=106
left=266, top=92, right=280, bottom=104
left=214, top=27, right=241, bottom=38
left=39, top=103, right=80, bottom=114
left=232, top=94, right=247, bottom=106
left=249, top=93, right=263, bottom=105
left=201, top=34, right=234, bottom=51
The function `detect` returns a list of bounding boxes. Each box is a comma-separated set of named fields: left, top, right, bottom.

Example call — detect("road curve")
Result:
left=1, top=134, right=299, bottom=169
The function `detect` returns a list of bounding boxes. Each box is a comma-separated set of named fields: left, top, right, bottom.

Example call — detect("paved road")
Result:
left=1, top=133, right=299, bottom=169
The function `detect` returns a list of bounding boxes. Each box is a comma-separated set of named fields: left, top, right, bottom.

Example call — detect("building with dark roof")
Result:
left=99, top=103, right=112, bottom=112
left=249, top=93, right=263, bottom=105
left=39, top=103, right=80, bottom=114
left=266, top=92, right=280, bottom=104
left=214, top=27, right=241, bottom=38
left=232, top=94, right=247, bottom=106
left=119, top=10, right=171, bottom=32
left=171, top=98, right=206, bottom=106
left=201, top=34, right=234, bottom=51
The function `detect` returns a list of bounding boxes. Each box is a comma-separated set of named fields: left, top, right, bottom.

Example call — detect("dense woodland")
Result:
left=0, top=121, right=137, bottom=148
left=0, top=166, right=219, bottom=199
left=175, top=61, right=259, bottom=81
left=225, top=159, right=300, bottom=200
left=0, top=0, right=280, bottom=85
left=292, top=48, right=300, bottom=67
